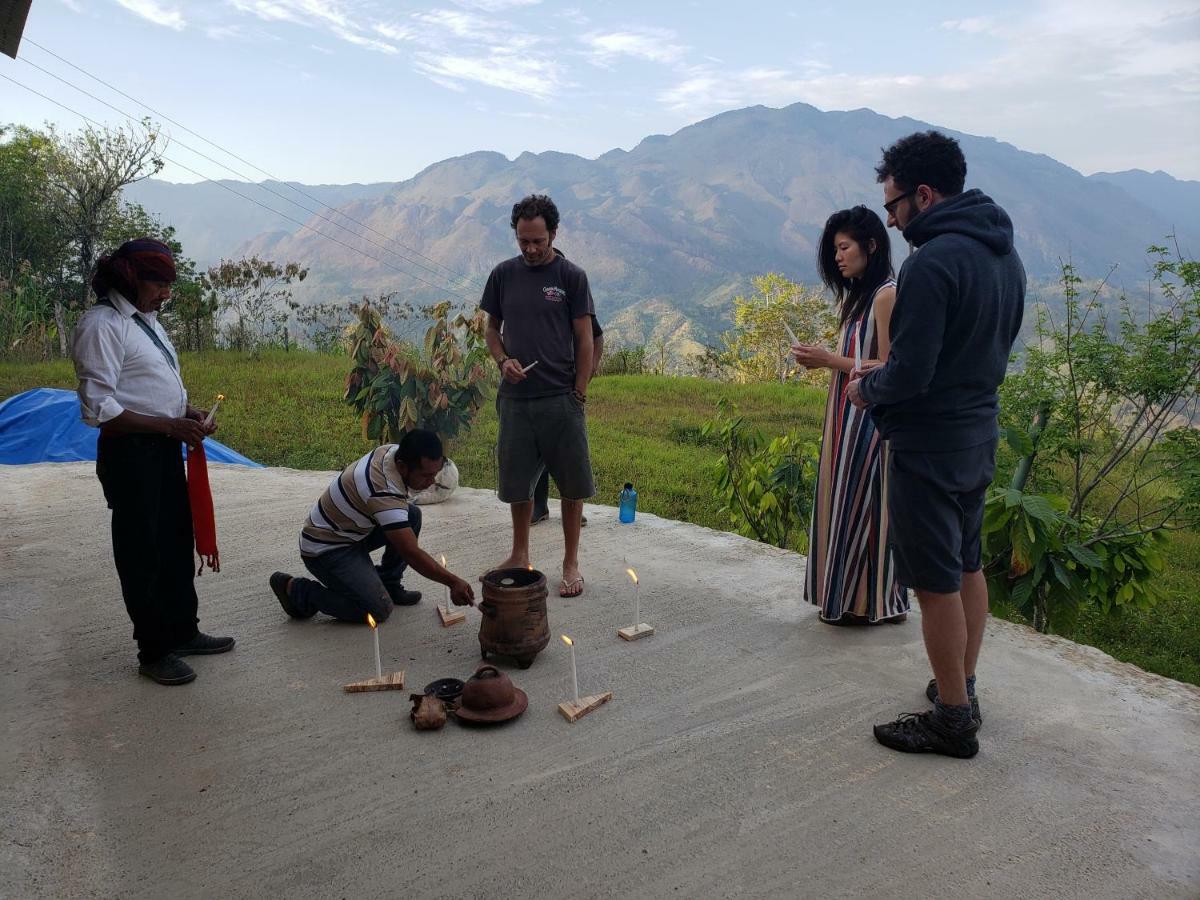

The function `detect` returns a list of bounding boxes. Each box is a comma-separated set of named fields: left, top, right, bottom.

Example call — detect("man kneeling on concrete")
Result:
left=270, top=429, right=475, bottom=623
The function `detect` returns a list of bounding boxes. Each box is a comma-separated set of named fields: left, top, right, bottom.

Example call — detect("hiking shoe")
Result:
left=271, top=571, right=313, bottom=619
left=139, top=653, right=196, bottom=685
left=926, top=678, right=982, bottom=727
left=174, top=632, right=236, bottom=655
left=873, top=710, right=979, bottom=759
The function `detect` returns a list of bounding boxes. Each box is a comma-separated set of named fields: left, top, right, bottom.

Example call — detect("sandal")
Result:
left=559, top=576, right=585, bottom=597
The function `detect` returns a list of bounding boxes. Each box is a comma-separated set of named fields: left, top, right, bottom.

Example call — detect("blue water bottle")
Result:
left=619, top=482, right=637, bottom=523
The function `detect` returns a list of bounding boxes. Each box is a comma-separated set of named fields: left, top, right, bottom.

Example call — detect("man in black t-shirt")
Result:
left=481, top=194, right=596, bottom=597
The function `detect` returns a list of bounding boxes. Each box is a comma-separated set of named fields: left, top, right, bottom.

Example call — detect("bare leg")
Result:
left=961, top=568, right=988, bottom=678
left=494, top=501, right=533, bottom=570
left=560, top=498, right=584, bottom=596
left=915, top=588, right=969, bottom=706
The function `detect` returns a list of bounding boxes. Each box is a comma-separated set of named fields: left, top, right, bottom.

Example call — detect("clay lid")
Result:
left=454, top=665, right=528, bottom=724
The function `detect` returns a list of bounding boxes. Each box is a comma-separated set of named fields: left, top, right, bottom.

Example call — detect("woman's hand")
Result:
left=790, top=343, right=833, bottom=369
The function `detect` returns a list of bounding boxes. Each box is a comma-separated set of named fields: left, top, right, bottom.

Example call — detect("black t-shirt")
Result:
left=480, top=252, right=596, bottom=398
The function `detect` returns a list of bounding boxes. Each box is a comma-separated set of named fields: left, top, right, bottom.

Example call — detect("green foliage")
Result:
left=344, top=298, right=491, bottom=444
left=203, top=257, right=308, bottom=352
left=700, top=398, right=818, bottom=550
left=990, top=246, right=1198, bottom=632
left=599, top=344, right=647, bottom=376
left=712, top=273, right=837, bottom=384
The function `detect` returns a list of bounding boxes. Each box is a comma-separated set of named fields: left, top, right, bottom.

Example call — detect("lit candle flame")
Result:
left=441, top=554, right=447, bottom=567
left=216, top=393, right=225, bottom=401
left=626, top=568, right=638, bottom=585
left=527, top=564, right=533, bottom=571
left=560, top=634, right=573, bottom=647
left=366, top=613, right=377, bottom=629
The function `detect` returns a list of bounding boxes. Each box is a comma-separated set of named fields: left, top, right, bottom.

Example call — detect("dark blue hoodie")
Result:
left=858, top=188, right=1026, bottom=451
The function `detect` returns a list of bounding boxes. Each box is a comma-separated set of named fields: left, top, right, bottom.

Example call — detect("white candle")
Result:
left=202, top=394, right=224, bottom=428
left=854, top=330, right=863, bottom=372
left=441, top=554, right=451, bottom=610
left=520, top=360, right=539, bottom=373
left=783, top=322, right=799, bottom=346
left=561, top=634, right=578, bottom=703
left=368, top=613, right=382, bottom=678
left=627, top=567, right=640, bottom=625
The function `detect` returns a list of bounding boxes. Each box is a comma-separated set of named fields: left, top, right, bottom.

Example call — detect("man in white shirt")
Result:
left=72, top=238, right=234, bottom=686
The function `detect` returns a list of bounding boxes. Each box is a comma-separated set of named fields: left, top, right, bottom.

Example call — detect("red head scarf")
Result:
left=91, top=238, right=177, bottom=301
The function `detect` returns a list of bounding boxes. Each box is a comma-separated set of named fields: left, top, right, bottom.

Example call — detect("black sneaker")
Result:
left=174, top=632, right=236, bottom=655
left=139, top=653, right=196, bottom=685
left=873, top=710, right=979, bottom=759
left=271, top=571, right=314, bottom=619
left=926, top=678, right=983, bottom=727
left=530, top=508, right=550, bottom=525
left=384, top=584, right=422, bottom=606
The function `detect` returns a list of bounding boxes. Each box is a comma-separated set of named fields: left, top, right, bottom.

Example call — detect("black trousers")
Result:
left=96, top=433, right=200, bottom=662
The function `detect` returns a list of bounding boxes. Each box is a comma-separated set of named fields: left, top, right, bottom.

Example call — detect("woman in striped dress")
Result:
left=792, top=206, right=908, bottom=625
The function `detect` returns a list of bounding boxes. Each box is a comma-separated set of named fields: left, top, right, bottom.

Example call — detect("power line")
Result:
left=16, top=53, right=479, bottom=300
left=0, top=70, right=478, bottom=300
left=22, top=37, right=484, bottom=294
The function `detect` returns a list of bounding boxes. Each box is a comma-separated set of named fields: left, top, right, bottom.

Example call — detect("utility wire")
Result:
left=0, top=71, right=477, bottom=299
left=22, top=37, right=485, bottom=294
left=17, top=54, right=477, bottom=301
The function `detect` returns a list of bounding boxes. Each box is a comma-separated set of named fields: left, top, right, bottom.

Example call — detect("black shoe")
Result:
left=385, top=585, right=422, bottom=606
left=271, top=571, right=314, bottom=619
left=139, top=653, right=196, bottom=685
left=531, top=508, right=550, bottom=525
left=174, top=632, right=236, bottom=655
left=874, top=710, right=979, bottom=758
left=926, top=678, right=983, bottom=727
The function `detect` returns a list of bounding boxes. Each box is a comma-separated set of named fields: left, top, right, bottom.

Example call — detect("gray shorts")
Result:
left=496, top=393, right=595, bottom=503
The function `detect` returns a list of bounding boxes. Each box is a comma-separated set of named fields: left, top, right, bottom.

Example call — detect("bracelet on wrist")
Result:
left=497, top=355, right=510, bottom=368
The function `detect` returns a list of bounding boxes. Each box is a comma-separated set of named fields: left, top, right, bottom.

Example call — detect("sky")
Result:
left=2, top=0, right=1198, bottom=184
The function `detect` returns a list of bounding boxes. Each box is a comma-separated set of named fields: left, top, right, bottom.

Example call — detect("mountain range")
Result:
left=123, top=103, right=1198, bottom=357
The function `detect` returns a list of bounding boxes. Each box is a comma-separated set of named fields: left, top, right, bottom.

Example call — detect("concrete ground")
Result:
left=2, top=462, right=1198, bottom=900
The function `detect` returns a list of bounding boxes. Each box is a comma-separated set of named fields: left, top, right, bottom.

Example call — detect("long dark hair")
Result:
left=817, top=206, right=893, bottom=328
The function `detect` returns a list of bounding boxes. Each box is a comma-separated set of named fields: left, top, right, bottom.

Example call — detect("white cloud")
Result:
left=59, top=0, right=84, bottom=12
left=414, top=49, right=568, bottom=100
left=114, top=0, right=185, bottom=30
left=941, top=17, right=998, bottom=35
left=451, top=0, right=541, bottom=10
left=583, top=29, right=686, bottom=66
left=373, top=22, right=414, bottom=42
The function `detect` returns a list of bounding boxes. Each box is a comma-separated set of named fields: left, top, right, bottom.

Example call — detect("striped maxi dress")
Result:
left=804, top=279, right=909, bottom=623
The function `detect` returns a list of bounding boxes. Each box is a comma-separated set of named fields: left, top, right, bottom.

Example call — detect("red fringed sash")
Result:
left=185, top=441, right=220, bottom=574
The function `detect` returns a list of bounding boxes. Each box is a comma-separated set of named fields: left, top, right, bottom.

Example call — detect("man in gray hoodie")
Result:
left=849, top=130, right=1025, bottom=758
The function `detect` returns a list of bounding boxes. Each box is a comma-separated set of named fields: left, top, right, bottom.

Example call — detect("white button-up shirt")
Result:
left=71, top=289, right=188, bottom=426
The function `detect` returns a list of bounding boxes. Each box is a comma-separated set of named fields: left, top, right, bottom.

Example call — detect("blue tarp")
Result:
left=0, top=388, right=262, bottom=467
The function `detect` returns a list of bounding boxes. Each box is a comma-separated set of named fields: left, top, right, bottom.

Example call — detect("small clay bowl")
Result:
left=424, top=677, right=465, bottom=703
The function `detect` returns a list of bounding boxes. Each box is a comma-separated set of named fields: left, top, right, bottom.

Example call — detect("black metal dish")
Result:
left=423, top=677, right=465, bottom=702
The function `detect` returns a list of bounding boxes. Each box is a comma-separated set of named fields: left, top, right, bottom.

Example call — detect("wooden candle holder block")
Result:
left=558, top=691, right=613, bottom=723
left=437, top=604, right=466, bottom=627
left=343, top=671, right=406, bottom=693
left=617, top=623, right=655, bottom=641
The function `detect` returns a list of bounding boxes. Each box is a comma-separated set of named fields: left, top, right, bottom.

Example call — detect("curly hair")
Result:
left=510, top=194, right=559, bottom=233
left=817, top=207, right=893, bottom=328
left=875, top=130, right=967, bottom=196
left=397, top=428, right=444, bottom=469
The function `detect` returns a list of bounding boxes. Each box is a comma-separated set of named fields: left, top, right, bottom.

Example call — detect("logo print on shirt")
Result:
left=543, top=286, right=566, bottom=303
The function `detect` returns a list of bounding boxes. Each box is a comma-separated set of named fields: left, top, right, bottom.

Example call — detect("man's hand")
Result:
left=791, top=343, right=833, bottom=369
left=449, top=577, right=476, bottom=607
left=165, top=416, right=207, bottom=446
left=499, top=358, right=527, bottom=384
left=187, top=406, right=218, bottom=436
left=847, top=377, right=868, bottom=410
left=851, top=359, right=885, bottom=379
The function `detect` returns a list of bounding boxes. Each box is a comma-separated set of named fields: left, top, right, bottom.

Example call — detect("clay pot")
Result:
left=477, top=567, right=549, bottom=669
left=454, top=665, right=528, bottom=725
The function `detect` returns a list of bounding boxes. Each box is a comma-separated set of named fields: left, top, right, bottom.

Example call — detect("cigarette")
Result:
left=520, top=360, right=539, bottom=373
left=783, top=322, right=799, bottom=345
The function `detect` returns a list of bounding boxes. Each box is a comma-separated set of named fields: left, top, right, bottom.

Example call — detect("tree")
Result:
left=714, top=273, right=837, bottom=384
left=41, top=119, right=166, bottom=354
left=202, top=257, right=308, bottom=351
left=983, top=245, right=1200, bottom=632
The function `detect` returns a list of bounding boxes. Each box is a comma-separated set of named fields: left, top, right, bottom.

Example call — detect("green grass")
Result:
left=3, top=350, right=1197, bottom=686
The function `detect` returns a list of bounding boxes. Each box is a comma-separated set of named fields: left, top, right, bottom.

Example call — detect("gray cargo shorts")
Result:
left=496, top=393, right=595, bottom=503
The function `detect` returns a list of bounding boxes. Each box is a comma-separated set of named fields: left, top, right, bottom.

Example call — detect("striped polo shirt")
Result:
left=300, top=445, right=411, bottom=557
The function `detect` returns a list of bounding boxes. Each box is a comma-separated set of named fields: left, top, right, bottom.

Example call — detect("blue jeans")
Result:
left=291, top=503, right=421, bottom=623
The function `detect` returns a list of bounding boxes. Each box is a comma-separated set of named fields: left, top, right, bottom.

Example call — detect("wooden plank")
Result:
left=558, top=691, right=613, bottom=723
left=437, top=605, right=466, bottom=627
left=617, top=623, right=654, bottom=641
left=343, top=671, right=406, bottom=693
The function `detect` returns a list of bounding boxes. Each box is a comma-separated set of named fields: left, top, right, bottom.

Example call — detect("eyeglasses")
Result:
left=883, top=190, right=916, bottom=216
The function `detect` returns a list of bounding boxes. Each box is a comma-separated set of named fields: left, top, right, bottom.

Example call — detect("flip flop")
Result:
left=559, top=576, right=585, bottom=597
